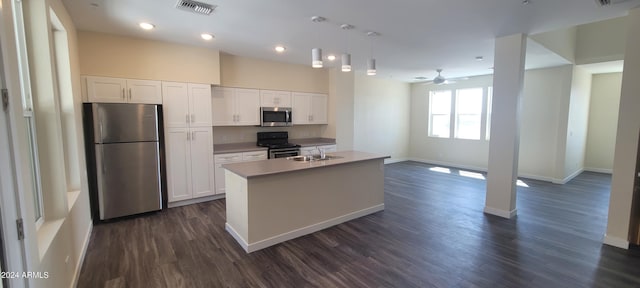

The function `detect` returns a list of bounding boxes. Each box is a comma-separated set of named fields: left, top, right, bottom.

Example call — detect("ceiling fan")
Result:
left=420, top=69, right=468, bottom=85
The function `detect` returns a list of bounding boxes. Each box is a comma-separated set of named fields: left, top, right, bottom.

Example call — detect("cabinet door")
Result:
left=162, top=82, right=190, bottom=128
left=166, top=128, right=192, bottom=202
left=260, top=90, right=292, bottom=107
left=214, top=153, right=243, bottom=194
left=189, top=83, right=213, bottom=127
left=310, top=94, right=328, bottom=124
left=212, top=87, right=235, bottom=126
left=242, top=151, right=268, bottom=162
left=235, top=88, right=260, bottom=126
left=86, top=76, right=127, bottom=103
left=190, top=127, right=215, bottom=198
left=292, top=92, right=311, bottom=124
left=128, top=79, right=162, bottom=104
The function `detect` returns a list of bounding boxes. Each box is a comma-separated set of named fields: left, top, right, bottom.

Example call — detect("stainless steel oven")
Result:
left=257, top=131, right=300, bottom=159
left=269, top=147, right=300, bottom=159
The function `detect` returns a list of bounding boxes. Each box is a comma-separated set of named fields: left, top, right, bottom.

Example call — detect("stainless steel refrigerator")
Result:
left=84, top=103, right=164, bottom=220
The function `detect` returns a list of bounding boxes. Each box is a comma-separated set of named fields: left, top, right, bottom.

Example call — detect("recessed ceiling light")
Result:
left=310, top=16, right=326, bottom=23
left=414, top=76, right=428, bottom=80
left=201, top=33, right=214, bottom=40
left=475, top=56, right=484, bottom=61
left=139, top=22, right=155, bottom=30
left=275, top=46, right=286, bottom=53
left=327, top=55, right=336, bottom=61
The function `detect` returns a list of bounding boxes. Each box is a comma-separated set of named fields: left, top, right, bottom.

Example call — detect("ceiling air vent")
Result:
left=176, top=0, right=216, bottom=15
left=595, top=0, right=630, bottom=6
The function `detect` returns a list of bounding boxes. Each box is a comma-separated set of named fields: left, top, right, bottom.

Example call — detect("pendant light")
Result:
left=342, top=54, right=351, bottom=72
left=312, top=48, right=323, bottom=68
left=367, top=31, right=379, bottom=76
left=340, top=24, right=354, bottom=72
left=310, top=16, right=326, bottom=68
left=367, top=58, right=376, bottom=76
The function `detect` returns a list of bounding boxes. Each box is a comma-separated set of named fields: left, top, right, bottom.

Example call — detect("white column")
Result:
left=484, top=34, right=527, bottom=219
left=605, top=7, right=640, bottom=249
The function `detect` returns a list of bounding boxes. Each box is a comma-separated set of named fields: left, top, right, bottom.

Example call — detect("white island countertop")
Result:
left=222, top=150, right=389, bottom=178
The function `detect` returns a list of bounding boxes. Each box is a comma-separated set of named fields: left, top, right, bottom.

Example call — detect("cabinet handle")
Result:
left=128, top=88, right=132, bottom=100
left=187, top=132, right=190, bottom=141
left=122, top=88, right=125, bottom=100
left=186, top=114, right=190, bottom=124
left=191, top=114, right=195, bottom=123
left=192, top=131, right=196, bottom=140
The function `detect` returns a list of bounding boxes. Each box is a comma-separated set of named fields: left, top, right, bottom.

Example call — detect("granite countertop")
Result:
left=214, top=142, right=267, bottom=154
left=289, top=138, right=336, bottom=147
left=222, top=151, right=389, bottom=179
left=214, top=138, right=337, bottom=154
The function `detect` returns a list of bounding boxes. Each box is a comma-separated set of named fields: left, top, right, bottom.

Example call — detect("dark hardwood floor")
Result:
left=77, top=161, right=640, bottom=288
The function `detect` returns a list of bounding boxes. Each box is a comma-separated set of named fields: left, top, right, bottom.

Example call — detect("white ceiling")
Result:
left=579, top=60, right=625, bottom=74
left=61, top=0, right=640, bottom=82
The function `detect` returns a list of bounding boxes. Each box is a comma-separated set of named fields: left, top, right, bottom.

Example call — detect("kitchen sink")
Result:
left=287, top=155, right=343, bottom=162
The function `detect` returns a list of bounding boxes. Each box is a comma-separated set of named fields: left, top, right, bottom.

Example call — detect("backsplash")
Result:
left=212, top=126, right=325, bottom=144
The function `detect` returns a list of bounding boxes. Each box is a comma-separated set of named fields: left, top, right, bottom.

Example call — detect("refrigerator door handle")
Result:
left=100, top=145, right=106, bottom=173
left=192, top=131, right=196, bottom=141
left=129, top=88, right=132, bottom=100
left=122, top=88, right=125, bottom=100
left=186, top=114, right=189, bottom=124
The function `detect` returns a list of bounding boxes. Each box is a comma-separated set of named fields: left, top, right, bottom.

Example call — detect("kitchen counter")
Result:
left=213, top=142, right=267, bottom=154
left=223, top=150, right=387, bottom=178
left=223, top=150, right=388, bottom=253
left=289, top=137, right=336, bottom=147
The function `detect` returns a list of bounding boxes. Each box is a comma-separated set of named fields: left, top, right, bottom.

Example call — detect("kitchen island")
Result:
left=223, top=151, right=388, bottom=253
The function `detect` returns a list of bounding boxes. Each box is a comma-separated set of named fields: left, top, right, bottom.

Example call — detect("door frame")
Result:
left=0, top=0, right=30, bottom=286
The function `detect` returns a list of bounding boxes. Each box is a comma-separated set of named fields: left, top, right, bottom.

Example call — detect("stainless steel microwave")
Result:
left=260, top=107, right=293, bottom=127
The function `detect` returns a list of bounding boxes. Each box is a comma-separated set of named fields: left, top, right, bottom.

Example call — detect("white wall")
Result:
left=410, top=75, right=493, bottom=171
left=353, top=73, right=410, bottom=161
left=530, top=26, right=577, bottom=63
left=409, top=65, right=578, bottom=182
left=585, top=73, right=622, bottom=172
left=576, top=16, right=627, bottom=65
left=520, top=65, right=574, bottom=182
left=607, top=7, right=640, bottom=248
left=19, top=0, right=92, bottom=287
left=562, top=66, right=592, bottom=181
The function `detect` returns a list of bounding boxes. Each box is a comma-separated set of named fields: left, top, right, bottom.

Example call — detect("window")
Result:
left=12, top=0, right=44, bottom=225
left=454, top=88, right=483, bottom=140
left=486, top=87, right=493, bottom=140
left=428, top=90, right=452, bottom=138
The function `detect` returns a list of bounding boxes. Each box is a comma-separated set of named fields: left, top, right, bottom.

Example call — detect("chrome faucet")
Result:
left=316, top=147, right=326, bottom=159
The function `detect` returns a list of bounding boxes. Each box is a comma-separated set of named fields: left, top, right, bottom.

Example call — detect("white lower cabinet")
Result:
left=300, top=144, right=337, bottom=156
left=214, top=150, right=267, bottom=194
left=166, top=127, right=215, bottom=202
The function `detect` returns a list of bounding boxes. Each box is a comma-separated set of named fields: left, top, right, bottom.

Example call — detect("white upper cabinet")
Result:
left=162, top=82, right=212, bottom=128
left=162, top=82, right=190, bottom=128
left=212, top=87, right=260, bottom=126
left=260, top=90, right=292, bottom=107
left=86, top=76, right=161, bottom=104
left=188, top=83, right=213, bottom=127
left=128, top=79, right=163, bottom=104
left=292, top=92, right=328, bottom=125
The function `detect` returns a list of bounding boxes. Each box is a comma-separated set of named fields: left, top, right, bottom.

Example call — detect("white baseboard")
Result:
left=409, top=157, right=588, bottom=184
left=584, top=167, right=613, bottom=174
left=70, top=221, right=93, bottom=288
left=167, top=194, right=224, bottom=208
left=409, top=157, right=487, bottom=173
left=483, top=206, right=517, bottom=219
left=226, top=204, right=385, bottom=253
left=551, top=168, right=584, bottom=184
left=384, top=157, right=409, bottom=164
left=603, top=234, right=629, bottom=250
